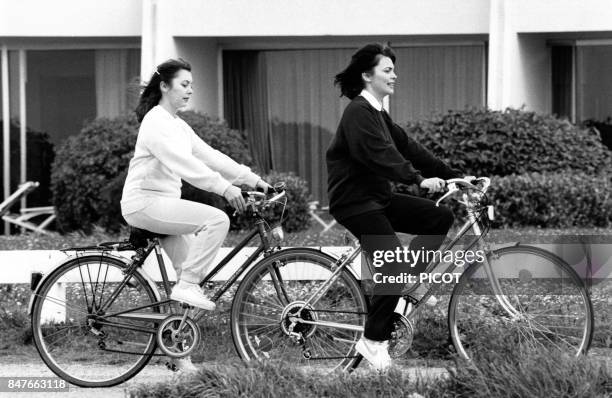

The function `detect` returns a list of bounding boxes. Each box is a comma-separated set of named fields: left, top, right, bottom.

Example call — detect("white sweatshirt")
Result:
left=121, top=105, right=260, bottom=215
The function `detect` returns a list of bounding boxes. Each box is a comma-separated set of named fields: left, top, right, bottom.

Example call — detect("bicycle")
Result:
left=230, top=177, right=593, bottom=370
left=29, top=183, right=326, bottom=387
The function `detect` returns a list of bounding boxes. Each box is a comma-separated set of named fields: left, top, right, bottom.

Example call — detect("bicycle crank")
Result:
left=157, top=315, right=201, bottom=358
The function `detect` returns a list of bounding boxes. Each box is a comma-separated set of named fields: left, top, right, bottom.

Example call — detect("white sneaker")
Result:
left=355, top=337, right=391, bottom=372
left=403, top=283, right=438, bottom=307
left=170, top=280, right=216, bottom=311
left=167, top=356, right=198, bottom=373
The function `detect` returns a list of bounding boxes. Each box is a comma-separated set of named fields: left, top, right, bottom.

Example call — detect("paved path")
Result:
left=0, top=360, right=449, bottom=398
left=0, top=362, right=177, bottom=398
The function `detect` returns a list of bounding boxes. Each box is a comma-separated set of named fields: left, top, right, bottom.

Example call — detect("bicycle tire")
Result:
left=231, top=248, right=367, bottom=372
left=31, top=255, right=159, bottom=387
left=448, top=245, right=593, bottom=360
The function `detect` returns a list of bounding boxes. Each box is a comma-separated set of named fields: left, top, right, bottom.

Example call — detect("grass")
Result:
left=127, top=348, right=612, bottom=398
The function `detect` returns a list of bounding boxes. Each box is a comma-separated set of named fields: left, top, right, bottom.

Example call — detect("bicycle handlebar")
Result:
left=240, top=182, right=287, bottom=214
left=435, top=176, right=491, bottom=207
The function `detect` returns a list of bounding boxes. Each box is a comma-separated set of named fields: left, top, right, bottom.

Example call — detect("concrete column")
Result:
left=140, top=0, right=178, bottom=83
left=140, top=0, right=157, bottom=81
left=487, top=0, right=514, bottom=110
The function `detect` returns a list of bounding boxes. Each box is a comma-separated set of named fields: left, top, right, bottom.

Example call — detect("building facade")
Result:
left=1, top=0, right=611, bottom=205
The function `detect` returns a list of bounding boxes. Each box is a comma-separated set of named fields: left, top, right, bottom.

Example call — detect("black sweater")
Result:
left=326, top=96, right=460, bottom=221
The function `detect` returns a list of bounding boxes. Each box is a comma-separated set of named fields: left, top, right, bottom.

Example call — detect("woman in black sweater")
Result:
left=327, top=43, right=461, bottom=371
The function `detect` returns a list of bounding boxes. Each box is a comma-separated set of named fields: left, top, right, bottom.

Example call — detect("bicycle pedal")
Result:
left=165, top=361, right=178, bottom=372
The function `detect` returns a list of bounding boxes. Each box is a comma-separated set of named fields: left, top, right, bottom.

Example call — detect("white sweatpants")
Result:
left=123, top=197, right=230, bottom=284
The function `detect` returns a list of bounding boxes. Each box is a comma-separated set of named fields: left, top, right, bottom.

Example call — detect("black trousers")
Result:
left=340, top=194, right=454, bottom=341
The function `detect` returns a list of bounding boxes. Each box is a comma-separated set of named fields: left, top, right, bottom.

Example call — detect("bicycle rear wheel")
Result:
left=231, top=248, right=367, bottom=372
left=448, top=245, right=593, bottom=360
left=31, top=255, right=159, bottom=387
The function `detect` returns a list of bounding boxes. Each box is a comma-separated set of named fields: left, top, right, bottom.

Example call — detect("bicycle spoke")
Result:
left=232, top=251, right=366, bottom=371
left=32, top=257, right=158, bottom=387
left=450, top=247, right=592, bottom=359
left=245, top=291, right=284, bottom=310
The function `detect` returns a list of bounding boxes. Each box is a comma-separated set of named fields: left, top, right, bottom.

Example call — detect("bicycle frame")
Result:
left=92, top=217, right=279, bottom=330
left=291, top=198, right=523, bottom=334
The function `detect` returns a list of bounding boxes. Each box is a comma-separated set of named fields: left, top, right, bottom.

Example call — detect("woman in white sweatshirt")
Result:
left=121, top=58, right=271, bottom=313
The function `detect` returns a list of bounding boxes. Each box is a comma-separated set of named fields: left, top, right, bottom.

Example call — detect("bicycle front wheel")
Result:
left=448, top=245, right=593, bottom=360
left=31, top=255, right=159, bottom=387
left=231, top=248, right=367, bottom=372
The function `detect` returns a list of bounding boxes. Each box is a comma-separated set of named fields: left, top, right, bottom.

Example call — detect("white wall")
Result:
left=0, top=0, right=141, bottom=37
left=488, top=0, right=552, bottom=113
left=167, top=0, right=490, bottom=36
left=175, top=38, right=220, bottom=117
left=513, top=35, right=551, bottom=114
left=510, top=0, right=612, bottom=33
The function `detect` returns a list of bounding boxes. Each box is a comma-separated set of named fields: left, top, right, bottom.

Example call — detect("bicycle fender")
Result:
left=28, top=252, right=160, bottom=315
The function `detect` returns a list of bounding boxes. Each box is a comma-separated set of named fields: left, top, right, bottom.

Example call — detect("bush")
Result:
left=404, top=108, right=612, bottom=177
left=51, top=115, right=138, bottom=233
left=489, top=172, right=612, bottom=228
left=583, top=118, right=612, bottom=151
left=230, top=171, right=312, bottom=232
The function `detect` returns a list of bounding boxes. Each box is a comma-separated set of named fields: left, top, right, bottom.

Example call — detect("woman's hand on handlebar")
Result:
left=420, top=177, right=446, bottom=193
left=255, top=179, right=273, bottom=194
left=223, top=185, right=247, bottom=213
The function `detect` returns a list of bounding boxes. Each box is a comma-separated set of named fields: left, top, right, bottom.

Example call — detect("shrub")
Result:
left=404, top=108, right=612, bottom=177
left=51, top=115, right=138, bottom=233
left=489, top=172, right=612, bottom=228
left=230, top=171, right=312, bottom=232
left=583, top=118, right=612, bottom=151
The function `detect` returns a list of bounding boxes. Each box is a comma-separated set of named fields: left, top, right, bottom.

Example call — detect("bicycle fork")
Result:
left=470, top=216, right=522, bottom=320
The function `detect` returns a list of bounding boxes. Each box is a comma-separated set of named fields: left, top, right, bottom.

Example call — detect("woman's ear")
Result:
left=361, top=71, right=372, bottom=83
left=159, top=80, right=169, bottom=93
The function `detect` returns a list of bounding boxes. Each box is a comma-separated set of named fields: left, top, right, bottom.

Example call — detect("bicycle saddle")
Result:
left=128, top=227, right=168, bottom=248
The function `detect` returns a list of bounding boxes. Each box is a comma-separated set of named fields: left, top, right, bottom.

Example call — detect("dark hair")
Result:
left=134, top=58, right=192, bottom=123
left=334, top=43, right=396, bottom=99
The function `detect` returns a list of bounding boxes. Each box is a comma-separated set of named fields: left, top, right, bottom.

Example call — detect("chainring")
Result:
left=156, top=315, right=201, bottom=358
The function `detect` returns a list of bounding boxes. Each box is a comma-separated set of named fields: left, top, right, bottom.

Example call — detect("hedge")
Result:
left=230, top=170, right=312, bottom=232
left=51, top=115, right=138, bottom=233
left=488, top=172, right=611, bottom=228
left=404, top=108, right=612, bottom=177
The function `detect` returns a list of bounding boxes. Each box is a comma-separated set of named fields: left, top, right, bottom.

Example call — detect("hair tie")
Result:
left=154, top=68, right=160, bottom=76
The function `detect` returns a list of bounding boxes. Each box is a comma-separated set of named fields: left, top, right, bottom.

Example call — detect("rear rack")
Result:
left=61, top=241, right=135, bottom=252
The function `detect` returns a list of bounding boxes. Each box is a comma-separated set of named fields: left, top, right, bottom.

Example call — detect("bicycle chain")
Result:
left=98, top=340, right=167, bottom=357
left=308, top=309, right=367, bottom=315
